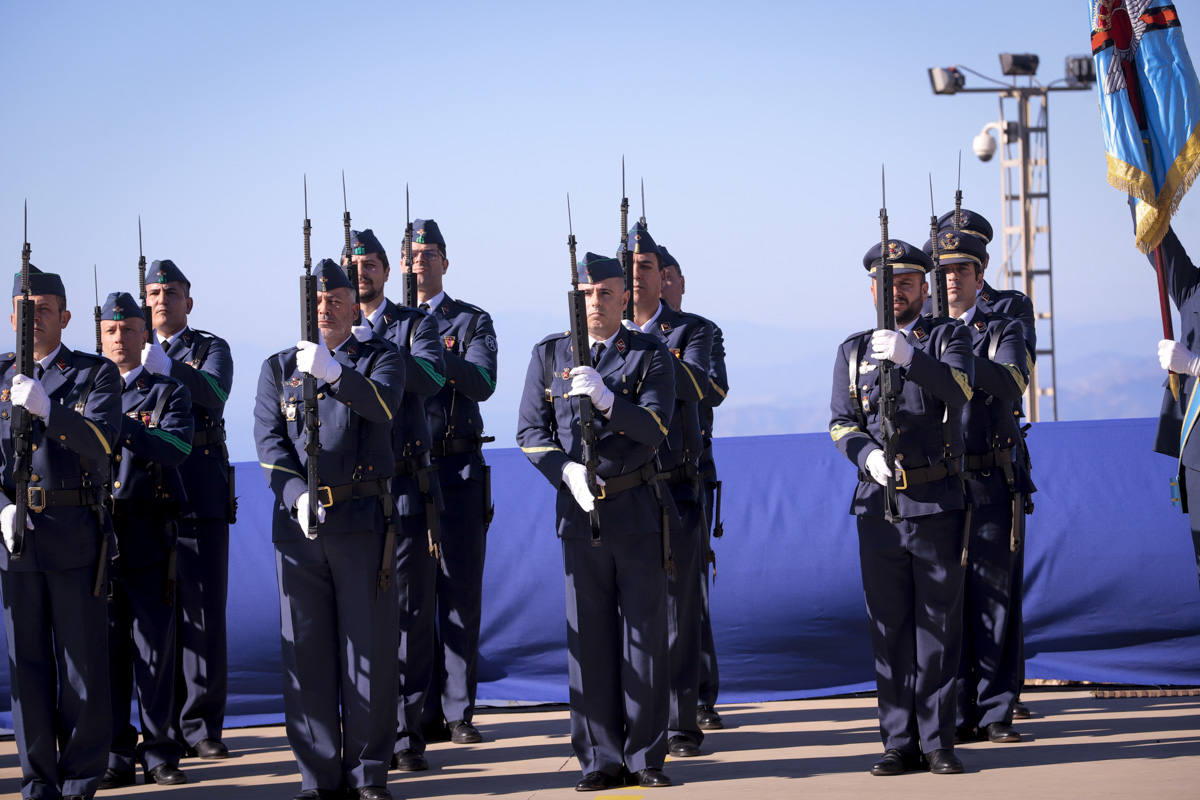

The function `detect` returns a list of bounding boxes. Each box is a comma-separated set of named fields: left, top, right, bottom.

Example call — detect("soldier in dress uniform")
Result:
left=922, top=233, right=1033, bottom=744
left=658, top=243, right=729, bottom=732
left=828, top=240, right=973, bottom=776
left=406, top=219, right=498, bottom=747
left=516, top=252, right=675, bottom=790
left=253, top=260, right=405, bottom=800
left=140, top=259, right=235, bottom=758
left=0, top=267, right=122, bottom=800
left=96, top=291, right=193, bottom=790
left=624, top=223, right=712, bottom=758
left=342, top=228, right=447, bottom=771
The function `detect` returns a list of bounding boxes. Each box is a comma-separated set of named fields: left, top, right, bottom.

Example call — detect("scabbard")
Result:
left=482, top=463, right=495, bottom=534
left=960, top=503, right=973, bottom=568
left=416, top=464, right=441, bottom=560
left=1010, top=493, right=1026, bottom=553
left=712, top=479, right=724, bottom=539
left=377, top=496, right=397, bottom=598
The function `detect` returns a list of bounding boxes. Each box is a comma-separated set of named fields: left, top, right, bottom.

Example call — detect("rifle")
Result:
left=929, top=174, right=949, bottom=317
left=300, top=176, right=321, bottom=533
left=566, top=194, right=602, bottom=545
left=877, top=167, right=902, bottom=523
left=402, top=184, right=417, bottom=308
left=954, top=151, right=964, bottom=232
left=93, top=265, right=102, bottom=355
left=10, top=203, right=35, bottom=559
left=639, top=178, right=647, bottom=229
left=137, top=216, right=152, bottom=332
left=341, top=171, right=358, bottom=313
left=619, top=157, right=633, bottom=320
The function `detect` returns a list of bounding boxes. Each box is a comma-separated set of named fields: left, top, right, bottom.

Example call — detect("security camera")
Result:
left=973, top=130, right=997, bottom=162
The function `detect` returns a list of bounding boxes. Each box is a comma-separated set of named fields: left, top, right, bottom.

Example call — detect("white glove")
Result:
left=10, top=374, right=50, bottom=421
left=561, top=461, right=607, bottom=513
left=294, top=491, right=326, bottom=540
left=0, top=503, right=34, bottom=553
left=141, top=340, right=172, bottom=376
left=870, top=329, right=914, bottom=367
left=296, top=335, right=343, bottom=385
left=567, top=366, right=615, bottom=415
left=351, top=324, right=374, bottom=343
left=621, top=319, right=639, bottom=331
left=865, top=449, right=904, bottom=486
left=1158, top=339, right=1200, bottom=376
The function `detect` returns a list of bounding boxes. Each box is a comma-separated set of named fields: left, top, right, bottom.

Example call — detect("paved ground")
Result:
left=2, top=690, right=1197, bottom=799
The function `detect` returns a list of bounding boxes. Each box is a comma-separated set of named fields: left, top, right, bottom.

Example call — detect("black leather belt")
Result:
left=859, top=459, right=961, bottom=489
left=394, top=455, right=434, bottom=478
left=431, top=436, right=495, bottom=458
left=313, top=479, right=389, bottom=508
left=597, top=463, right=659, bottom=499
left=658, top=462, right=700, bottom=486
left=192, top=428, right=226, bottom=447
left=964, top=448, right=1015, bottom=472
left=23, top=487, right=104, bottom=512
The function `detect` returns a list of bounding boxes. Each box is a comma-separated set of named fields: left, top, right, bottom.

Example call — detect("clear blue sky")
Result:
left=2, top=1, right=1196, bottom=460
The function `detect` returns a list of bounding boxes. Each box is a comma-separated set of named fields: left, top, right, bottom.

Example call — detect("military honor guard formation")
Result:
left=0, top=166, right=1193, bottom=800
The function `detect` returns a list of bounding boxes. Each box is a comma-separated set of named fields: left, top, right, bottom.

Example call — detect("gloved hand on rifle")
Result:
left=10, top=374, right=50, bottom=421
left=294, top=491, right=326, bottom=540
left=1158, top=339, right=1200, bottom=376
left=296, top=334, right=343, bottom=385
left=870, top=329, right=914, bottom=367
left=562, top=461, right=606, bottom=513
left=141, top=340, right=172, bottom=376
left=865, top=448, right=904, bottom=486
left=567, top=366, right=614, bottom=415
left=0, top=503, right=34, bottom=552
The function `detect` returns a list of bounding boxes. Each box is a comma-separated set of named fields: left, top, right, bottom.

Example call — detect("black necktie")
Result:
left=34, top=364, right=44, bottom=380
left=590, top=342, right=605, bottom=365
left=419, top=302, right=430, bottom=312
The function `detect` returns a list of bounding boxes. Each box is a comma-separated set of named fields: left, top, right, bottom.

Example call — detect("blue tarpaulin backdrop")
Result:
left=2, top=418, right=1199, bottom=731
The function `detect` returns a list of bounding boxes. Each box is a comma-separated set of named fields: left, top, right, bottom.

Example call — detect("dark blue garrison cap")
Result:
left=923, top=229, right=988, bottom=267
left=149, top=259, right=191, bottom=287
left=12, top=265, right=65, bottom=298
left=580, top=252, right=625, bottom=284
left=657, top=244, right=681, bottom=272
left=346, top=228, right=385, bottom=257
left=413, top=219, right=445, bottom=246
left=100, top=291, right=142, bottom=321
left=625, top=221, right=658, bottom=256
left=863, top=240, right=932, bottom=276
left=313, top=259, right=353, bottom=292
left=937, top=209, right=993, bottom=244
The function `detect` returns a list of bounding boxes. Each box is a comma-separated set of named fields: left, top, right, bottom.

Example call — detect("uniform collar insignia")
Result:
left=614, top=336, right=626, bottom=353
left=136, top=377, right=147, bottom=390
left=974, top=319, right=986, bottom=330
left=444, top=334, right=456, bottom=349
left=913, top=326, right=927, bottom=340
left=383, top=314, right=393, bottom=325
left=56, top=358, right=67, bottom=370
left=659, top=321, right=672, bottom=333
left=347, top=343, right=357, bottom=356
left=981, top=290, right=992, bottom=301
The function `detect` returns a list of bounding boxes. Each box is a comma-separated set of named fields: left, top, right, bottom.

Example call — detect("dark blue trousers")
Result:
left=857, top=510, right=966, bottom=755
left=956, top=501, right=1020, bottom=729
left=698, top=477, right=719, bottom=708
left=562, top=533, right=669, bottom=777
left=422, top=475, right=487, bottom=727
left=2, top=565, right=110, bottom=800
left=666, top=496, right=704, bottom=746
left=276, top=532, right=398, bottom=793
left=173, top=517, right=228, bottom=747
left=395, top=513, right=438, bottom=755
left=108, top=555, right=180, bottom=773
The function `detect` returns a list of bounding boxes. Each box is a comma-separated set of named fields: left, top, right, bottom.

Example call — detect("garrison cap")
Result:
left=580, top=252, right=625, bottom=284
left=312, top=259, right=353, bottom=292
left=12, top=265, right=66, bottom=298
left=149, top=259, right=191, bottom=288
left=412, top=219, right=445, bottom=246
left=100, top=291, right=142, bottom=321
left=625, top=221, right=658, bottom=257
left=923, top=229, right=988, bottom=267
left=346, top=228, right=385, bottom=257
left=862, top=239, right=932, bottom=276
left=936, top=209, right=993, bottom=244
left=657, top=244, right=681, bottom=272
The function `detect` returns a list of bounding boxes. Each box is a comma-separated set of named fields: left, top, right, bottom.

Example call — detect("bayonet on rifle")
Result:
left=929, top=174, right=949, bottom=318
left=877, top=167, right=902, bottom=523
left=567, top=193, right=602, bottom=544
left=300, top=176, right=321, bottom=533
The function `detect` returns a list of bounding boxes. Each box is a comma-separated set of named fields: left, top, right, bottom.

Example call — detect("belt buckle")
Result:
left=894, top=468, right=908, bottom=491
left=27, top=486, right=46, bottom=513
left=316, top=486, right=334, bottom=508
left=595, top=483, right=606, bottom=501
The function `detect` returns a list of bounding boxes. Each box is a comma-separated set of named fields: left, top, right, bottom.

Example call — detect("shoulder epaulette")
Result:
left=70, top=349, right=105, bottom=365
left=841, top=329, right=872, bottom=345
left=537, top=331, right=570, bottom=347
left=450, top=297, right=487, bottom=314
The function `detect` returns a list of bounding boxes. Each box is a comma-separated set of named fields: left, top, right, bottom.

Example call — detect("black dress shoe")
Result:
left=98, top=766, right=137, bottom=789
left=186, top=738, right=230, bottom=759
left=575, top=771, right=622, bottom=791
left=636, top=768, right=672, bottom=787
left=667, top=734, right=701, bottom=757
left=422, top=720, right=452, bottom=742
left=354, top=787, right=392, bottom=800
left=1012, top=700, right=1031, bottom=719
left=291, top=790, right=345, bottom=800
left=449, top=720, right=482, bottom=744
left=954, top=725, right=979, bottom=744
left=390, top=749, right=429, bottom=771
left=696, top=704, right=724, bottom=730
left=870, top=749, right=908, bottom=776
left=147, top=763, right=189, bottom=785
left=928, top=748, right=965, bottom=774
left=985, top=721, right=1021, bottom=743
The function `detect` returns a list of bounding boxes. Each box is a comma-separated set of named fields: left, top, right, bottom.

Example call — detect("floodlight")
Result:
left=999, top=53, right=1039, bottom=76
left=928, top=66, right=965, bottom=95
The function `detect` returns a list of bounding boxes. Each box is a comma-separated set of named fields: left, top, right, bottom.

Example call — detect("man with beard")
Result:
left=624, top=223, right=712, bottom=759
left=828, top=239, right=973, bottom=776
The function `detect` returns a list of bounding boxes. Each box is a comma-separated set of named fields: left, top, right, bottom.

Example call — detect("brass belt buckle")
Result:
left=894, top=468, right=908, bottom=491
left=27, top=486, right=46, bottom=513
left=595, top=483, right=607, bottom=501
left=316, top=485, right=334, bottom=508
